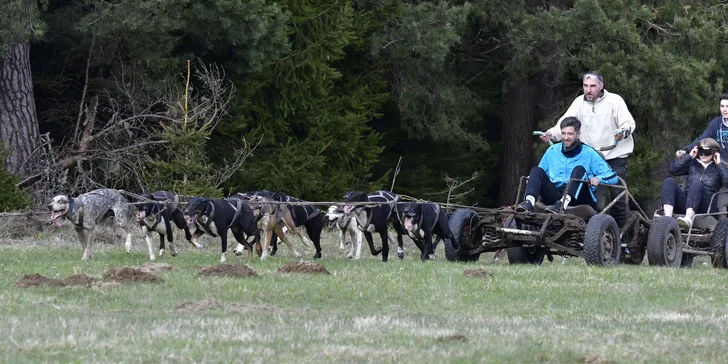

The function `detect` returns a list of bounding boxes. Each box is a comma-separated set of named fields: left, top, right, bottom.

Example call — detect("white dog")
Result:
left=325, top=205, right=363, bottom=259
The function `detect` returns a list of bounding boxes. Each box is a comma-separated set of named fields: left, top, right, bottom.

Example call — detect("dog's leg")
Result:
left=158, top=233, right=165, bottom=258
left=173, top=209, right=202, bottom=249
left=142, top=226, right=156, bottom=260
left=274, top=224, right=301, bottom=258
left=260, top=216, right=274, bottom=260
left=379, top=229, right=390, bottom=262
left=231, top=227, right=253, bottom=260
left=352, top=229, right=362, bottom=259
left=305, top=217, right=323, bottom=259
left=75, top=228, right=88, bottom=260
left=83, top=230, right=96, bottom=260
left=219, top=230, right=228, bottom=263
left=364, top=232, right=381, bottom=256
left=163, top=216, right=179, bottom=256
left=339, top=228, right=346, bottom=250
left=346, top=228, right=354, bottom=258
left=423, top=232, right=434, bottom=261
left=122, top=225, right=133, bottom=254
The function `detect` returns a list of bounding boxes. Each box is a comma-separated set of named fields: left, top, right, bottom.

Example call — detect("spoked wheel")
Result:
left=583, top=214, right=621, bottom=266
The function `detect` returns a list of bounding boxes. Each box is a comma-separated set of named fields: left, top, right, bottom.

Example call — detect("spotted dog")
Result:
left=342, top=190, right=406, bottom=262
left=325, top=205, right=363, bottom=259
left=401, top=202, right=456, bottom=261
left=235, top=191, right=323, bottom=260
left=48, top=189, right=134, bottom=260
left=184, top=197, right=258, bottom=262
left=136, top=191, right=202, bottom=260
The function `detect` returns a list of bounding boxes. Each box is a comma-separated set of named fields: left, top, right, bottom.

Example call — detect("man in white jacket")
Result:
left=540, top=71, right=636, bottom=226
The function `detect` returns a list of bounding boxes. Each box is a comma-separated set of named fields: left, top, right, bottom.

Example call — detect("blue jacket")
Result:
left=538, top=141, right=619, bottom=201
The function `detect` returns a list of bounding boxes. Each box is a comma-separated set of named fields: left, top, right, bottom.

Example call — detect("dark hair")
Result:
left=561, top=117, right=581, bottom=132
left=720, top=93, right=728, bottom=101
left=583, top=71, right=604, bottom=84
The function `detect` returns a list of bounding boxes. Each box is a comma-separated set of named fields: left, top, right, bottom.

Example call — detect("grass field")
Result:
left=2, top=226, right=728, bottom=363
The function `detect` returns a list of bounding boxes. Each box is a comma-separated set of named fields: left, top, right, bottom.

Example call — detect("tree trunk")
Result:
left=0, top=42, right=40, bottom=176
left=499, top=81, right=535, bottom=206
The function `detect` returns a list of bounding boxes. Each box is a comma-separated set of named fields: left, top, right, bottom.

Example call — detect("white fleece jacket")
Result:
left=546, top=89, right=636, bottom=160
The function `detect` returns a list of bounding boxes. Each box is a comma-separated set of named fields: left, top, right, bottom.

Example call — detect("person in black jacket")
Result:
left=661, top=138, right=728, bottom=228
left=676, top=93, right=728, bottom=162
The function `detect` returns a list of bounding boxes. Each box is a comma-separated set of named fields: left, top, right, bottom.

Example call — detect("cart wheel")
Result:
left=583, top=214, right=621, bottom=266
left=646, top=216, right=683, bottom=267
left=445, top=209, right=480, bottom=262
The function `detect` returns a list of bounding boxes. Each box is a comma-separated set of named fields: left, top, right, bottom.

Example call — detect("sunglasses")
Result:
left=698, top=148, right=715, bottom=157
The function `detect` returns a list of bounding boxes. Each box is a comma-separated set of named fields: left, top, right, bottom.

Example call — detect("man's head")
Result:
left=582, top=71, right=604, bottom=102
left=560, top=117, right=581, bottom=148
left=720, top=93, right=728, bottom=119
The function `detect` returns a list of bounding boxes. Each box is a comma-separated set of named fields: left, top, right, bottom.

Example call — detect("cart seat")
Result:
left=535, top=202, right=597, bottom=220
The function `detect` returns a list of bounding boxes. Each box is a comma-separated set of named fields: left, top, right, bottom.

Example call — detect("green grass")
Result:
left=2, top=230, right=728, bottom=363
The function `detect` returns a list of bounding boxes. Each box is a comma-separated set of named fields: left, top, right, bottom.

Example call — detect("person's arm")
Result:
left=718, top=161, right=728, bottom=188
left=614, top=96, right=636, bottom=138
left=668, top=154, right=693, bottom=176
left=589, top=152, right=618, bottom=185
left=545, top=98, right=580, bottom=142
left=682, top=119, right=718, bottom=152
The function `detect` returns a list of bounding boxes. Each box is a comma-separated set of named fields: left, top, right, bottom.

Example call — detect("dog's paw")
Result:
left=149, top=255, right=156, bottom=261
left=159, top=248, right=165, bottom=256
left=313, top=252, right=322, bottom=259
left=171, top=250, right=179, bottom=257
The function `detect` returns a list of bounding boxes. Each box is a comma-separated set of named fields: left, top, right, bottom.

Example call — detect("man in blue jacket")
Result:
left=517, top=117, right=619, bottom=212
left=677, top=93, right=728, bottom=162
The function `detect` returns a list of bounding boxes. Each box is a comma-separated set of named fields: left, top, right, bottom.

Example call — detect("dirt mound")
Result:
left=463, top=268, right=492, bottom=279
left=140, top=262, right=174, bottom=274
left=436, top=334, right=467, bottom=342
left=103, top=267, right=162, bottom=283
left=277, top=261, right=330, bottom=275
left=197, top=264, right=258, bottom=278
left=581, top=355, right=612, bottom=364
left=14, top=273, right=65, bottom=288
left=174, top=299, right=223, bottom=312
left=62, top=274, right=99, bottom=287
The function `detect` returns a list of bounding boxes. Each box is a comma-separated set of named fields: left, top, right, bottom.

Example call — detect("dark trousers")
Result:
left=660, top=177, right=712, bottom=214
left=525, top=166, right=597, bottom=209
left=607, top=158, right=628, bottom=225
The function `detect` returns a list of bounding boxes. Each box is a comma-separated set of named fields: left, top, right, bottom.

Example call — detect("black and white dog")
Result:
left=184, top=197, right=258, bottom=262
left=325, top=205, right=363, bottom=259
left=342, top=190, right=406, bottom=262
left=136, top=191, right=202, bottom=260
left=401, top=202, right=456, bottom=261
left=48, top=188, right=134, bottom=260
left=235, top=191, right=323, bottom=260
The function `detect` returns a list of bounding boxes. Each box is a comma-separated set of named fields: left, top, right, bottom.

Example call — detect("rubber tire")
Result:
left=507, top=247, right=545, bottom=265
left=710, top=218, right=728, bottom=268
left=646, top=216, right=683, bottom=267
left=620, top=212, right=646, bottom=265
left=583, top=214, right=621, bottom=266
left=444, top=209, right=480, bottom=262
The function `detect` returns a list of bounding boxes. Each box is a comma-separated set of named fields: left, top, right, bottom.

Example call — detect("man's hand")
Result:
left=613, top=129, right=625, bottom=141
left=676, top=150, right=686, bottom=158
left=589, top=177, right=600, bottom=186
left=690, top=146, right=698, bottom=159
left=714, top=152, right=722, bottom=165
left=540, top=132, right=552, bottom=143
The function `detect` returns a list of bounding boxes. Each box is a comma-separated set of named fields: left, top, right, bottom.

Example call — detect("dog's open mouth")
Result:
left=326, top=218, right=337, bottom=228
left=343, top=205, right=354, bottom=214
left=50, top=209, right=66, bottom=227
left=187, top=213, right=199, bottom=224
left=404, top=215, right=415, bottom=231
left=137, top=210, right=147, bottom=221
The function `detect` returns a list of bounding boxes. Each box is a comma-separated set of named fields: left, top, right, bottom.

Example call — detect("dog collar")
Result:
left=66, top=198, right=76, bottom=216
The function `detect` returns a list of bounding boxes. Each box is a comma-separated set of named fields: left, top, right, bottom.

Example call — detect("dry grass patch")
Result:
left=174, top=299, right=223, bottom=312
left=103, top=267, right=162, bottom=284
left=463, top=268, right=492, bottom=279
left=197, top=264, right=258, bottom=278
left=277, top=261, right=330, bottom=275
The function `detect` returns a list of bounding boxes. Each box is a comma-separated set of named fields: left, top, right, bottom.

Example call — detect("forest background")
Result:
left=1, top=0, right=727, bottom=211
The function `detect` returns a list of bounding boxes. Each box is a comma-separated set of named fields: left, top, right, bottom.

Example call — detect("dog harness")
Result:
left=354, top=191, right=399, bottom=230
